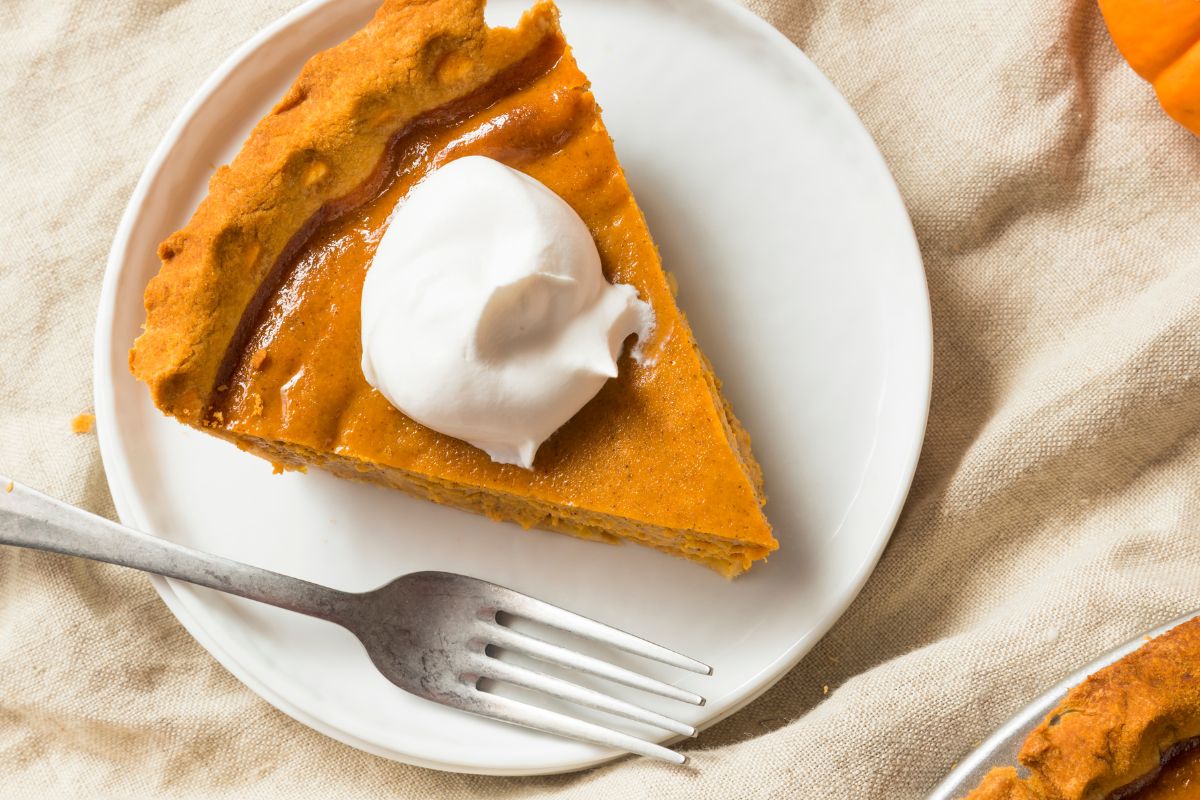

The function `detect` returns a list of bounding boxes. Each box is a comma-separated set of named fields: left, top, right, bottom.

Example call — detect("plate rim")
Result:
left=93, top=0, right=933, bottom=776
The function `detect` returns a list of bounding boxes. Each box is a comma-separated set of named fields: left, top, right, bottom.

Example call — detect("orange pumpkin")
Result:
left=1099, top=0, right=1200, bottom=135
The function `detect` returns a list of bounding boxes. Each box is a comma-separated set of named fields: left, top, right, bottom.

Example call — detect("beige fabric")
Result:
left=2, top=0, right=1199, bottom=796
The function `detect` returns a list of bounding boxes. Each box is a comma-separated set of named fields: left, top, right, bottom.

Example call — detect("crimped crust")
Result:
left=1021, top=617, right=1200, bottom=800
left=130, top=0, right=558, bottom=420
left=960, top=617, right=1200, bottom=800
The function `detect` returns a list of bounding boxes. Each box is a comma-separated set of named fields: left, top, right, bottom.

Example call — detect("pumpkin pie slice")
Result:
left=129, top=0, right=777, bottom=576
left=961, top=616, right=1200, bottom=800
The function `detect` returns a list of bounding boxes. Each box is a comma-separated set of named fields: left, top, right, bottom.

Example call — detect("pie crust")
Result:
left=962, top=617, right=1200, bottom=799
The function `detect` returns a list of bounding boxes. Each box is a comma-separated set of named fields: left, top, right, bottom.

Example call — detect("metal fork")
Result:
left=0, top=476, right=709, bottom=763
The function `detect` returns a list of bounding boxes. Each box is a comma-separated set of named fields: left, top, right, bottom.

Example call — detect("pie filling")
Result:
left=199, top=22, right=774, bottom=575
left=230, top=432, right=767, bottom=575
left=1113, top=739, right=1200, bottom=799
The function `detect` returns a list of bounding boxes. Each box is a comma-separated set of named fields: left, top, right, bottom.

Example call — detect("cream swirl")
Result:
left=360, top=156, right=653, bottom=469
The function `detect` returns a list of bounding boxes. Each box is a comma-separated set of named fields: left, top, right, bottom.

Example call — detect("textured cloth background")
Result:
left=2, top=0, right=1199, bottom=797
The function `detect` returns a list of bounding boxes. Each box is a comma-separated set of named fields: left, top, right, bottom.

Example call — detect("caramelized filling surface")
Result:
left=1123, top=746, right=1200, bottom=799
left=213, top=34, right=771, bottom=543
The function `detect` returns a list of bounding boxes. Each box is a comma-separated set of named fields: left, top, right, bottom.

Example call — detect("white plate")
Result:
left=929, top=611, right=1200, bottom=798
left=94, top=0, right=930, bottom=776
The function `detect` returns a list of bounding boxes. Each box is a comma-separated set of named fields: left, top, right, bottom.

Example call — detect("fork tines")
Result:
left=463, top=584, right=712, bottom=764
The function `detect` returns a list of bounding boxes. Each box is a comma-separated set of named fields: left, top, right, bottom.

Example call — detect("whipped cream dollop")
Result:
left=360, top=155, right=654, bottom=469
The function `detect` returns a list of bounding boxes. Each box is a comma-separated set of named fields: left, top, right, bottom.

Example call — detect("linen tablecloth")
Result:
left=3, top=0, right=1199, bottom=796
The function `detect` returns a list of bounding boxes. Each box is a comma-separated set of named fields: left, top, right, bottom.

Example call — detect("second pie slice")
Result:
left=129, top=0, right=778, bottom=576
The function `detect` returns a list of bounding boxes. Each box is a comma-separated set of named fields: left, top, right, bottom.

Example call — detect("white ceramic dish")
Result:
left=930, top=611, right=1200, bottom=798
left=94, top=0, right=931, bottom=775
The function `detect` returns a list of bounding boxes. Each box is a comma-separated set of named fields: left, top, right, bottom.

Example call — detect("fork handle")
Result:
left=0, top=476, right=359, bottom=624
